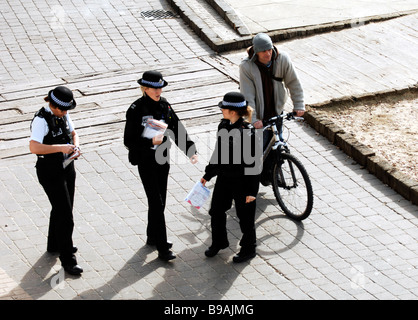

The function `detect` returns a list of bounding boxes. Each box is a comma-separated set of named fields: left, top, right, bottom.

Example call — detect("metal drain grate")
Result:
left=140, top=10, right=177, bottom=20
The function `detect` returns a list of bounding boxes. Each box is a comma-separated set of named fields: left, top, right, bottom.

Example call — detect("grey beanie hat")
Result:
left=253, top=33, right=273, bottom=54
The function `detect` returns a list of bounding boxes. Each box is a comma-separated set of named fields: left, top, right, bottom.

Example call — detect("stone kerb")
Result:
left=304, top=87, right=418, bottom=205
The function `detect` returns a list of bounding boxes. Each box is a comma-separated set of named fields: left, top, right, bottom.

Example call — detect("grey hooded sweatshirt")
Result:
left=239, top=46, right=305, bottom=124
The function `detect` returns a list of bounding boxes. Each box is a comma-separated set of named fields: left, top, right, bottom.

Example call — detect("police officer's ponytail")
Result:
left=236, top=106, right=253, bottom=121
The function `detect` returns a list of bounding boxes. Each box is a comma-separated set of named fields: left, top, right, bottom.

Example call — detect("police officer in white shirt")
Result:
left=29, top=86, right=83, bottom=276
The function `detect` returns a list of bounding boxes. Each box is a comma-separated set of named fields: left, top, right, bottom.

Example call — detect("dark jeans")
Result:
left=36, top=158, right=77, bottom=266
left=137, top=159, right=170, bottom=252
left=208, top=175, right=257, bottom=252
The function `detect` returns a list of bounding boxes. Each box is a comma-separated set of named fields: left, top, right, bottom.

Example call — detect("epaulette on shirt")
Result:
left=242, top=122, right=256, bottom=138
left=242, top=121, right=254, bottom=130
left=34, top=107, right=48, bottom=119
left=218, top=119, right=254, bottom=131
left=31, top=107, right=52, bottom=130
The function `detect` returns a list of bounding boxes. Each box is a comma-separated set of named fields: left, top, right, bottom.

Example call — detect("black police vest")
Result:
left=31, top=107, right=73, bottom=160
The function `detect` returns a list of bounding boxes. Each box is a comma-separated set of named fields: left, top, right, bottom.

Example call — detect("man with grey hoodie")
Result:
left=239, top=33, right=305, bottom=186
left=239, top=33, right=305, bottom=130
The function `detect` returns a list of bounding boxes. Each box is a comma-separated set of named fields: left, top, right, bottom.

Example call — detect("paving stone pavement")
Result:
left=0, top=0, right=211, bottom=88
left=0, top=0, right=417, bottom=302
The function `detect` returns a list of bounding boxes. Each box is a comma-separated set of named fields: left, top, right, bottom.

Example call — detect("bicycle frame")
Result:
left=262, top=114, right=291, bottom=162
left=262, top=113, right=301, bottom=188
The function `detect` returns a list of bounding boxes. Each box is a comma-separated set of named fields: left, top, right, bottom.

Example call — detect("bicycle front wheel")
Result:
left=272, top=152, right=313, bottom=221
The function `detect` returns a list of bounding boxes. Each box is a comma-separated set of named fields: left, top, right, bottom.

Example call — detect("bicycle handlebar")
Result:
left=263, top=112, right=302, bottom=128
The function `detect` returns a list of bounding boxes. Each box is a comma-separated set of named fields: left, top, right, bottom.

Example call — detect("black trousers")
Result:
left=208, top=175, right=257, bottom=252
left=36, top=158, right=77, bottom=266
left=137, top=159, right=170, bottom=253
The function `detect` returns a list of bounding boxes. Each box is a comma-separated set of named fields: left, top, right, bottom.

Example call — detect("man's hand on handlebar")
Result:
left=254, top=110, right=305, bottom=127
left=253, top=120, right=263, bottom=129
left=293, top=110, right=305, bottom=117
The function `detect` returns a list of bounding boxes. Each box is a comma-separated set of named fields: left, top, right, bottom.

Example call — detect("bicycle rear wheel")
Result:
left=272, top=152, right=313, bottom=221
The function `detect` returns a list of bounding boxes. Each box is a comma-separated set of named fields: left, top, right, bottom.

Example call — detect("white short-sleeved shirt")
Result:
left=30, top=106, right=75, bottom=143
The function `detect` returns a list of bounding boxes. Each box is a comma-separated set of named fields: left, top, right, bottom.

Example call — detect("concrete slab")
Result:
left=224, top=0, right=418, bottom=33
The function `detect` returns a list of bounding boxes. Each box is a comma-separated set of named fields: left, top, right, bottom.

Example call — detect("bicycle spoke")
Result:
left=273, top=153, right=313, bottom=220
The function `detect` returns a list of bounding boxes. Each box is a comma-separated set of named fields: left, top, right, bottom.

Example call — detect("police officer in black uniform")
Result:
left=124, top=71, right=198, bottom=261
left=29, top=86, right=83, bottom=276
left=201, top=92, right=261, bottom=263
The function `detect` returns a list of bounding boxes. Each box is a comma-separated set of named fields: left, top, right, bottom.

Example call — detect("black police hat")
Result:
left=47, top=86, right=76, bottom=110
left=218, top=92, right=248, bottom=110
left=137, top=70, right=168, bottom=89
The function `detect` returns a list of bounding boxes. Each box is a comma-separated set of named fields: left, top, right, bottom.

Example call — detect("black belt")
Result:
left=36, top=154, right=63, bottom=161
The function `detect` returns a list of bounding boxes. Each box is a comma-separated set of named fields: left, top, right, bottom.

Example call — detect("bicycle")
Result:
left=260, top=112, right=313, bottom=221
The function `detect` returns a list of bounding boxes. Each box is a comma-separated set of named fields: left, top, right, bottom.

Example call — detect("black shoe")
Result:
left=47, top=246, right=78, bottom=254
left=63, top=264, right=83, bottom=276
left=233, top=251, right=256, bottom=263
left=158, top=250, right=176, bottom=261
left=146, top=238, right=173, bottom=249
left=204, top=244, right=228, bottom=258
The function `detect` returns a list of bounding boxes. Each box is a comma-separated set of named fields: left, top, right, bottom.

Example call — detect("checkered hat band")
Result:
left=51, top=91, right=73, bottom=107
left=222, top=100, right=246, bottom=108
left=141, top=79, right=164, bottom=87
